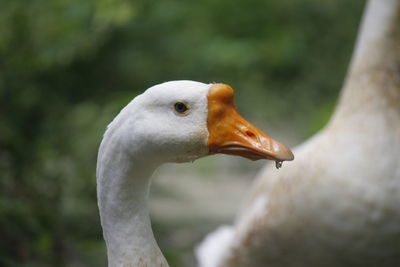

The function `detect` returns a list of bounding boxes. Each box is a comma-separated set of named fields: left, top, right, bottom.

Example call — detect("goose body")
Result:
left=197, top=1, right=400, bottom=266
left=96, top=81, right=293, bottom=266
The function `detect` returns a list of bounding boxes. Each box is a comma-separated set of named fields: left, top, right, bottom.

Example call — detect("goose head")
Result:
left=108, top=80, right=294, bottom=164
left=98, top=80, right=294, bottom=266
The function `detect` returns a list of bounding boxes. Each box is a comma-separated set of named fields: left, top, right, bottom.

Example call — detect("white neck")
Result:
left=97, top=140, right=168, bottom=267
left=331, top=0, right=400, bottom=124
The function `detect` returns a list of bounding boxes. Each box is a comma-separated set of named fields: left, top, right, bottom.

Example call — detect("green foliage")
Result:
left=0, top=0, right=364, bottom=266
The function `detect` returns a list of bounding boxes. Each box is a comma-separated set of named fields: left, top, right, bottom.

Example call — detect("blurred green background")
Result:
left=0, top=0, right=365, bottom=266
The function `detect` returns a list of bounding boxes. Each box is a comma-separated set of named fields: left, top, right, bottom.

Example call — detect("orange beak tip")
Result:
left=207, top=83, right=295, bottom=165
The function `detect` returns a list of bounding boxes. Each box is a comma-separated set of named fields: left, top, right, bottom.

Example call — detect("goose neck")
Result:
left=332, top=0, right=400, bottom=122
left=97, top=144, right=168, bottom=267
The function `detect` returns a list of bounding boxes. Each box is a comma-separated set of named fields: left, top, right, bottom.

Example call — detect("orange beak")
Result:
left=207, top=84, right=294, bottom=163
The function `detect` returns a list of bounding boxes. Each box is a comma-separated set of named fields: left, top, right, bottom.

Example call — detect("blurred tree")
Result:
left=0, top=0, right=364, bottom=266
left=0, top=0, right=138, bottom=265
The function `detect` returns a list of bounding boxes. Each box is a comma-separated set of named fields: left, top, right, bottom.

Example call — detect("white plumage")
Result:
left=97, top=81, right=293, bottom=266
left=197, top=0, right=400, bottom=266
left=97, top=81, right=210, bottom=267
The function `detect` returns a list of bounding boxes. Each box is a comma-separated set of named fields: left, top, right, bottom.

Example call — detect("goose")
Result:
left=197, top=0, right=400, bottom=266
left=96, top=81, right=294, bottom=266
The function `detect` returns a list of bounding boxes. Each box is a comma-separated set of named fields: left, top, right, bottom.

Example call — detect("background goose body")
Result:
left=197, top=0, right=400, bottom=266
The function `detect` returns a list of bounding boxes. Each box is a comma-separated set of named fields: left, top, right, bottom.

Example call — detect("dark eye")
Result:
left=174, top=101, right=189, bottom=114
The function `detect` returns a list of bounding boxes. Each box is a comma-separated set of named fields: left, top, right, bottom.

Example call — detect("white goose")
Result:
left=197, top=0, right=400, bottom=266
left=96, top=81, right=294, bottom=266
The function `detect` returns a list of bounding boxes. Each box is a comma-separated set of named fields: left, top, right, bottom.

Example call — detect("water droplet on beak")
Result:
left=275, top=161, right=283, bottom=169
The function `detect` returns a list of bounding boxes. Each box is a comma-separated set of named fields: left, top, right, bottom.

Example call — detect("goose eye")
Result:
left=174, top=101, right=189, bottom=114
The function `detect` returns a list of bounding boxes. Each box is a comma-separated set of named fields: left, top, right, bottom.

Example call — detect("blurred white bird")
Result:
left=197, top=0, right=400, bottom=266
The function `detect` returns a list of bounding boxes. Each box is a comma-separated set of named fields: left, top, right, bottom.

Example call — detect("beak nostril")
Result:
left=245, top=130, right=256, bottom=139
